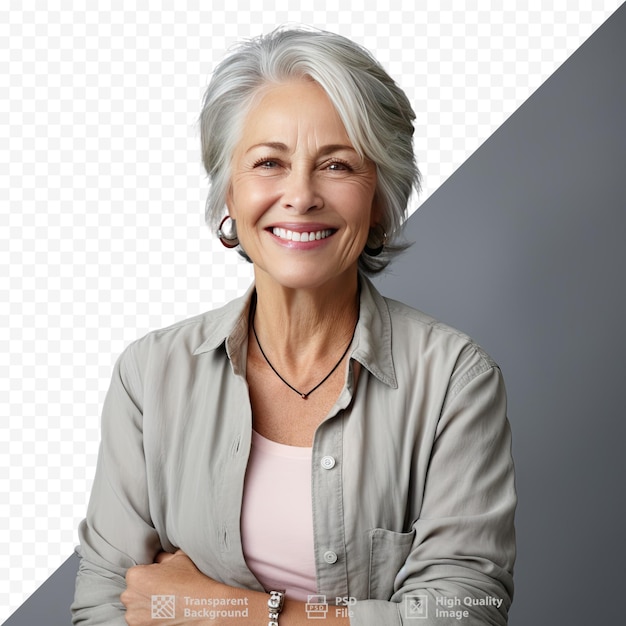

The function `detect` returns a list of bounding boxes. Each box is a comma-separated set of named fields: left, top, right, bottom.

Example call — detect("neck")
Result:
left=251, top=269, right=360, bottom=368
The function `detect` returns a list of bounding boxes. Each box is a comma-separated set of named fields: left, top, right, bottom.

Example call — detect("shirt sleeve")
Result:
left=71, top=344, right=162, bottom=625
left=350, top=357, right=516, bottom=625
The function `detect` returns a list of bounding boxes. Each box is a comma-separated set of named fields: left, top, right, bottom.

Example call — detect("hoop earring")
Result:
left=217, top=215, right=239, bottom=248
left=364, top=225, right=387, bottom=257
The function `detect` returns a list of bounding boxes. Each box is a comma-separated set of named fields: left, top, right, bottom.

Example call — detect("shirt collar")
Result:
left=192, top=274, right=397, bottom=389
left=352, top=275, right=398, bottom=388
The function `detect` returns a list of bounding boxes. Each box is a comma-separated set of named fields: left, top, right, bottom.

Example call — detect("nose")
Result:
left=281, top=168, right=322, bottom=213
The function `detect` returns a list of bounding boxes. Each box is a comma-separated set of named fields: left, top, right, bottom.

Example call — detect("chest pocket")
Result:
left=367, top=528, right=416, bottom=599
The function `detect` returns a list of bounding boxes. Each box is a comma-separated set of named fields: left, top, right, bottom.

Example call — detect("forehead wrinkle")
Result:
left=236, top=80, right=357, bottom=161
left=245, top=142, right=358, bottom=162
left=245, top=141, right=289, bottom=154
left=296, top=108, right=351, bottom=153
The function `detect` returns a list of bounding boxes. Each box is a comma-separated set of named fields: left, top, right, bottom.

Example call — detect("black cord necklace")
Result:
left=250, top=296, right=359, bottom=400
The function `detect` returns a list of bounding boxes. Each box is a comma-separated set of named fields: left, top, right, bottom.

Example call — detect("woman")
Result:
left=72, top=27, right=516, bottom=625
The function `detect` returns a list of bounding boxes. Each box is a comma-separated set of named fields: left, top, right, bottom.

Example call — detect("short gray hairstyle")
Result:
left=200, top=26, right=420, bottom=274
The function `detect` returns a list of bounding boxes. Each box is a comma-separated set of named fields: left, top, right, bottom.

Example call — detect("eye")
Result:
left=326, top=160, right=352, bottom=172
left=253, top=158, right=280, bottom=169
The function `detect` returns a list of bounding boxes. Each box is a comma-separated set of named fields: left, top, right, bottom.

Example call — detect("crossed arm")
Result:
left=121, top=550, right=348, bottom=626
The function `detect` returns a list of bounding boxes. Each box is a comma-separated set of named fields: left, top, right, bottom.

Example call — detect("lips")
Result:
left=270, top=227, right=335, bottom=242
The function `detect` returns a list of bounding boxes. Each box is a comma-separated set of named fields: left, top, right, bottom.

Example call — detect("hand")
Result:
left=121, top=550, right=227, bottom=625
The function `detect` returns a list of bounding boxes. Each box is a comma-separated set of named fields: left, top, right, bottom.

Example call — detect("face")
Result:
left=227, top=79, right=379, bottom=291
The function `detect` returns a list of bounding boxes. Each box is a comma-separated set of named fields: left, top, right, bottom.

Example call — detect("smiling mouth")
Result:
left=270, top=227, right=335, bottom=242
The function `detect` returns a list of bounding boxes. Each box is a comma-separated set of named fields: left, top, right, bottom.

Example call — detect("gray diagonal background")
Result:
left=374, top=4, right=626, bottom=624
left=4, top=4, right=626, bottom=625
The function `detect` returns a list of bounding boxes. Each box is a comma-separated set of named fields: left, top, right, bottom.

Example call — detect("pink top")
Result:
left=241, top=430, right=317, bottom=601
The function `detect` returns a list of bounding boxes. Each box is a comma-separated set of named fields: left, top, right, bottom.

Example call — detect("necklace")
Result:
left=250, top=297, right=359, bottom=400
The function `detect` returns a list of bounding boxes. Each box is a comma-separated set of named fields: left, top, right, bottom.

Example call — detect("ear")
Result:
left=225, top=185, right=236, bottom=219
left=369, top=192, right=383, bottom=228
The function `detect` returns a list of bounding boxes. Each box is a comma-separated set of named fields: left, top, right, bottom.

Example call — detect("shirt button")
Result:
left=320, top=456, right=336, bottom=470
left=323, top=550, right=338, bottom=564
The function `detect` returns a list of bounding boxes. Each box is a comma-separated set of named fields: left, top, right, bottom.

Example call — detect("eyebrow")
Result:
left=245, top=142, right=358, bottom=156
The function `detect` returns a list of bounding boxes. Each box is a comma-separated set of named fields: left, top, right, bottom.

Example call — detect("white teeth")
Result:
left=272, top=227, right=333, bottom=242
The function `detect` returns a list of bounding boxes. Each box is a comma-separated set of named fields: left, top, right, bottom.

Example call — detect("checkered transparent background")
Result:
left=1, top=0, right=620, bottom=616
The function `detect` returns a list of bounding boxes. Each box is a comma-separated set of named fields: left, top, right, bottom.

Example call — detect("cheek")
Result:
left=337, top=185, right=377, bottom=227
left=230, top=179, right=278, bottom=219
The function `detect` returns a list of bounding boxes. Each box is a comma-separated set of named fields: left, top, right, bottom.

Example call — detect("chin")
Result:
left=273, top=273, right=332, bottom=291
left=261, top=264, right=358, bottom=292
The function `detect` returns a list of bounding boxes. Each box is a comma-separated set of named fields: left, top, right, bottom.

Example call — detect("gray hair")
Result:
left=199, top=26, right=420, bottom=274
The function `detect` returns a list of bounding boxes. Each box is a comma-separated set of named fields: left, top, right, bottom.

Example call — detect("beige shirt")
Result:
left=71, top=275, right=516, bottom=625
